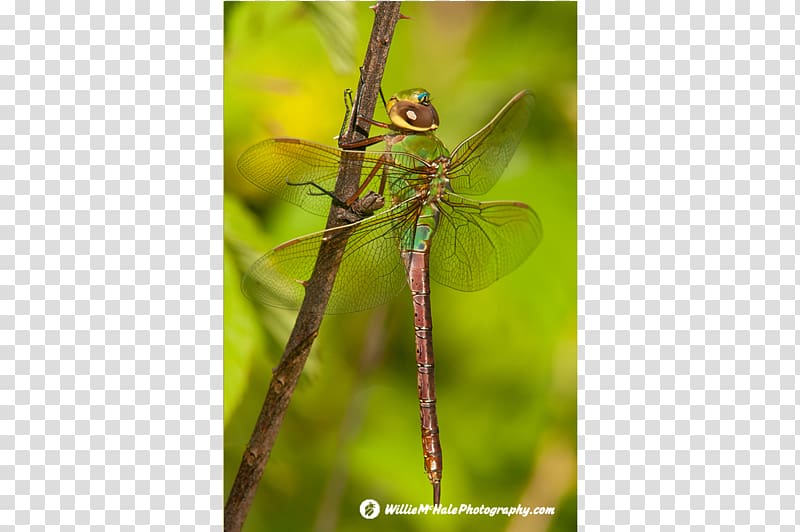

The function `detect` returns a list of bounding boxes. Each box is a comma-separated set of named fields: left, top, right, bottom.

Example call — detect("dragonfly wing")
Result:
left=237, top=138, right=348, bottom=216
left=238, top=138, right=429, bottom=216
left=446, top=90, right=535, bottom=196
left=242, top=201, right=419, bottom=314
left=430, top=194, right=542, bottom=292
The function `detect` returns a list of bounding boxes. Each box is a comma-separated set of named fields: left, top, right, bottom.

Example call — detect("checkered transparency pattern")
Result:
left=581, top=3, right=799, bottom=532
left=1, top=3, right=223, bottom=531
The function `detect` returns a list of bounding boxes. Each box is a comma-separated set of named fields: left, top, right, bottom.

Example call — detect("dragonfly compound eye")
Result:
left=389, top=100, right=440, bottom=132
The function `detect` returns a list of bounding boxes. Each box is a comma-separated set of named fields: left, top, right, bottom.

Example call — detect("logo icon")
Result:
left=359, top=499, right=381, bottom=519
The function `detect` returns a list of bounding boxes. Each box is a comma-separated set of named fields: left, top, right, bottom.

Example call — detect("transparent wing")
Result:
left=446, top=90, right=535, bottom=196
left=237, top=137, right=430, bottom=216
left=429, top=193, right=542, bottom=292
left=242, top=200, right=421, bottom=314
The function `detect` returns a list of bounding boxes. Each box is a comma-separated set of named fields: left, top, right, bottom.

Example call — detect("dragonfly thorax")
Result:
left=388, top=131, right=449, bottom=164
left=387, top=133, right=449, bottom=204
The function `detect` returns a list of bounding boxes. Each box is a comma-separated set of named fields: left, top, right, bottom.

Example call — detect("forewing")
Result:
left=429, top=194, right=542, bottom=292
left=242, top=201, right=420, bottom=314
left=446, top=91, right=535, bottom=196
left=237, top=137, right=429, bottom=216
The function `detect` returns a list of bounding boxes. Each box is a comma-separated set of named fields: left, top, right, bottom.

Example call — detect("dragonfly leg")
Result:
left=338, top=71, right=393, bottom=143
left=288, top=180, right=355, bottom=215
left=344, top=87, right=354, bottom=109
left=356, top=115, right=393, bottom=130
left=338, top=88, right=355, bottom=140
left=338, top=88, right=392, bottom=140
left=347, top=191, right=385, bottom=221
left=299, top=151, right=388, bottom=222
left=287, top=180, right=383, bottom=223
left=287, top=180, right=340, bottom=202
left=338, top=133, right=388, bottom=150
left=343, top=153, right=389, bottom=205
left=380, top=87, right=390, bottom=109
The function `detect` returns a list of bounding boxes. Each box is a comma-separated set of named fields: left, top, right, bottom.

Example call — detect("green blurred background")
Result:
left=224, top=3, right=576, bottom=531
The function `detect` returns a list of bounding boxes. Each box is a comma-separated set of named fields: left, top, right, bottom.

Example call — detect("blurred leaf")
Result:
left=307, top=2, right=358, bottom=75
left=223, top=193, right=275, bottom=266
left=223, top=246, right=264, bottom=422
left=224, top=194, right=297, bottom=357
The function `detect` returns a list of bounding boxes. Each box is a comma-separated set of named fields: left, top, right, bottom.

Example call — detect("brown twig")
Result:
left=224, top=3, right=403, bottom=531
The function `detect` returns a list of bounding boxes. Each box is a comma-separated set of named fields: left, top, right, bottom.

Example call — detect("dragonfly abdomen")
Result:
left=404, top=246, right=443, bottom=504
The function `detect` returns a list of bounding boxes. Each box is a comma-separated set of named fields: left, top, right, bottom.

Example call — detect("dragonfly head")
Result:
left=386, top=88, right=440, bottom=133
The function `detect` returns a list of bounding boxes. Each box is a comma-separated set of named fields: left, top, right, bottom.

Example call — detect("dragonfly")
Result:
left=237, top=88, right=542, bottom=505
